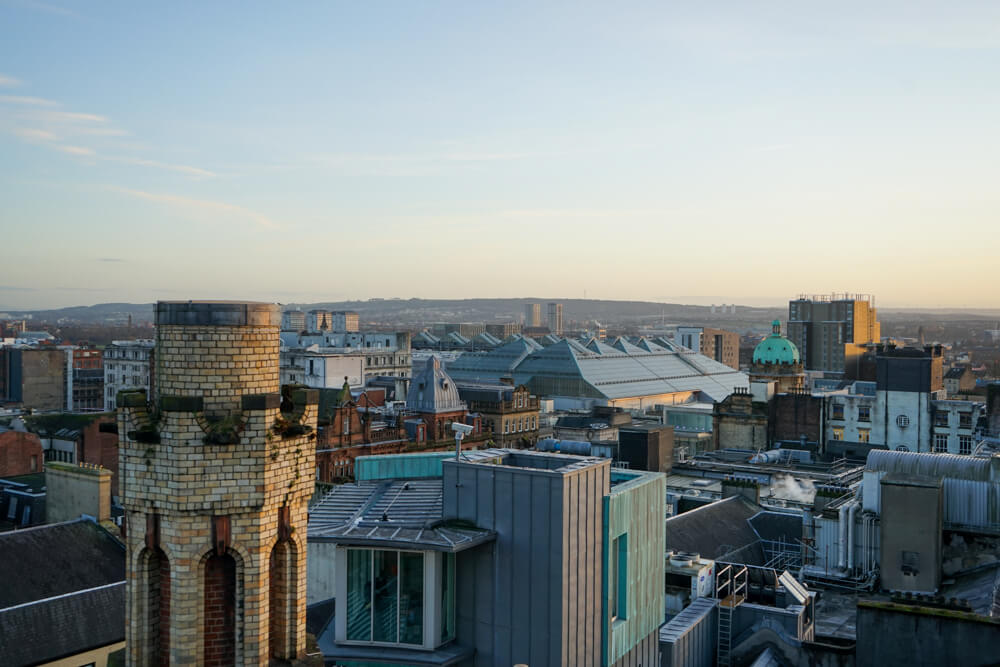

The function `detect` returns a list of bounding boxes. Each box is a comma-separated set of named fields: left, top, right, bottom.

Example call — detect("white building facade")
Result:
left=102, top=340, right=154, bottom=411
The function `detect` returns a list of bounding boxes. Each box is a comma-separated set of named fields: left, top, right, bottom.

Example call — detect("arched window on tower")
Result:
left=204, top=552, right=237, bottom=666
left=269, top=538, right=299, bottom=659
left=140, top=547, right=170, bottom=666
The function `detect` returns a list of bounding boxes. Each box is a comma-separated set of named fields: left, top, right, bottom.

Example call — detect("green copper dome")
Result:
left=752, top=320, right=800, bottom=364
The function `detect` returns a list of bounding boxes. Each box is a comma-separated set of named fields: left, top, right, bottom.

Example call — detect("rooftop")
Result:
left=308, top=478, right=495, bottom=552
left=0, top=519, right=125, bottom=608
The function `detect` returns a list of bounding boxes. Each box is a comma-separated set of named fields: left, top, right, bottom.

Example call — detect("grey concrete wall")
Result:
left=306, top=541, right=337, bottom=605
left=857, top=601, right=1000, bottom=667
left=880, top=477, right=942, bottom=592
left=444, top=457, right=609, bottom=667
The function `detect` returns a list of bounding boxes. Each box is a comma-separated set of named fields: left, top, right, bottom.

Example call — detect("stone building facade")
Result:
left=118, top=301, right=315, bottom=665
left=712, top=387, right=769, bottom=450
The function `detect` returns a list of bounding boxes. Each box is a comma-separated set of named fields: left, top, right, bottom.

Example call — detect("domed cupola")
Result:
left=752, top=320, right=800, bottom=365
left=406, top=356, right=466, bottom=413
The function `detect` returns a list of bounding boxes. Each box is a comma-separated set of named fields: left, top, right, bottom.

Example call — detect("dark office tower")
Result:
left=787, top=293, right=880, bottom=377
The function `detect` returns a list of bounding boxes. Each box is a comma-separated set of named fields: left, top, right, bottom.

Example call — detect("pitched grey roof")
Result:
left=665, top=496, right=764, bottom=562
left=0, top=519, right=126, bottom=666
left=0, top=519, right=125, bottom=608
left=308, top=479, right=495, bottom=552
left=0, top=582, right=125, bottom=667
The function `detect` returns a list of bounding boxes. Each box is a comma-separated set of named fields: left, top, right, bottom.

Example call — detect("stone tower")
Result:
left=118, top=302, right=316, bottom=665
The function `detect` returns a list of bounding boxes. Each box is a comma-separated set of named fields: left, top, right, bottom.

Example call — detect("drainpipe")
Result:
left=838, top=502, right=848, bottom=570
left=847, top=501, right=859, bottom=572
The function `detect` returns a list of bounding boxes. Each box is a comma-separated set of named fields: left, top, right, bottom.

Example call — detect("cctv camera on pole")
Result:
left=452, top=422, right=474, bottom=460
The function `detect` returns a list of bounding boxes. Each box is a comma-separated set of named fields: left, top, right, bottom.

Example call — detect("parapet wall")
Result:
left=154, top=301, right=281, bottom=414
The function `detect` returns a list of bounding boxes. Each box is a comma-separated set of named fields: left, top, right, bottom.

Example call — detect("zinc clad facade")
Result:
left=443, top=454, right=609, bottom=666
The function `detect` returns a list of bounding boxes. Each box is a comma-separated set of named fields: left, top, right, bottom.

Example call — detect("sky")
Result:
left=1, top=1, right=999, bottom=310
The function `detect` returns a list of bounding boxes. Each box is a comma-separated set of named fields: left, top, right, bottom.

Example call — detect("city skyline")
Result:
left=3, top=1, right=1000, bottom=309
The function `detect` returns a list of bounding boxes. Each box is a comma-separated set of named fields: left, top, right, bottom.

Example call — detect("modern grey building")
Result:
left=307, top=449, right=666, bottom=666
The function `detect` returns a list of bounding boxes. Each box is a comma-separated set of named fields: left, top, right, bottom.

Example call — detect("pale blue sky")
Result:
left=2, top=1, right=999, bottom=309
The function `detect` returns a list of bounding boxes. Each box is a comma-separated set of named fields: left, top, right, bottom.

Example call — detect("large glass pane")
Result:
left=398, top=552, right=424, bottom=645
left=440, top=553, right=456, bottom=644
left=346, top=550, right=372, bottom=641
left=372, top=550, right=399, bottom=643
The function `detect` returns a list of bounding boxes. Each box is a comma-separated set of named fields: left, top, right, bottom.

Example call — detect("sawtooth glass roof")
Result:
left=447, top=335, right=747, bottom=402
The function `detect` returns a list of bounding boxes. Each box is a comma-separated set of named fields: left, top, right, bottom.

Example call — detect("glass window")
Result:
left=858, top=429, right=870, bottom=444
left=372, top=550, right=399, bottom=643
left=934, top=434, right=949, bottom=453
left=934, top=412, right=949, bottom=427
left=346, top=549, right=425, bottom=647
left=399, top=552, right=423, bottom=645
left=610, top=535, right=627, bottom=622
left=858, top=406, right=871, bottom=422
left=441, top=553, right=455, bottom=644
left=832, top=427, right=844, bottom=441
left=960, top=435, right=973, bottom=455
left=959, top=413, right=973, bottom=429
left=346, top=550, right=372, bottom=640
left=831, top=404, right=844, bottom=420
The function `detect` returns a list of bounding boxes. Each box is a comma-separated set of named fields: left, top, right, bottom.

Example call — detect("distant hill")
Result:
left=7, top=298, right=997, bottom=331
left=7, top=298, right=782, bottom=330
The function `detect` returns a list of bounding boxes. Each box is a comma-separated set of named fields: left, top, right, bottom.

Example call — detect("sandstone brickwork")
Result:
left=120, top=302, right=314, bottom=666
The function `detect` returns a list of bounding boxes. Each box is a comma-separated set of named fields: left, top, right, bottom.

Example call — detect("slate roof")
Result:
left=0, top=519, right=126, bottom=666
left=749, top=510, right=804, bottom=544
left=0, top=519, right=125, bottom=608
left=665, top=495, right=764, bottom=562
left=945, top=366, right=969, bottom=379
left=0, top=582, right=125, bottom=667
left=308, top=478, right=495, bottom=552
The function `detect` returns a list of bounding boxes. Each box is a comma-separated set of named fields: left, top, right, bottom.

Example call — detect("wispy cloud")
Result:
left=0, top=95, right=58, bottom=107
left=2, top=76, right=215, bottom=181
left=38, top=110, right=108, bottom=123
left=77, top=127, right=129, bottom=137
left=108, top=186, right=278, bottom=229
left=0, top=74, right=19, bottom=87
left=107, top=156, right=216, bottom=178
left=99, top=258, right=124, bottom=263
left=12, top=127, right=57, bottom=141
left=56, top=144, right=95, bottom=156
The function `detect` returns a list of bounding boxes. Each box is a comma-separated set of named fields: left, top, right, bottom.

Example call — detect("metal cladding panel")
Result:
left=863, top=471, right=882, bottom=512
left=659, top=598, right=717, bottom=667
left=813, top=515, right=842, bottom=573
left=943, top=478, right=991, bottom=527
left=611, top=630, right=660, bottom=667
left=605, top=472, right=667, bottom=666
left=354, top=451, right=456, bottom=480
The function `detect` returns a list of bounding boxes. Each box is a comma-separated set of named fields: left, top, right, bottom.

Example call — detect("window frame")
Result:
left=337, top=547, right=454, bottom=651
left=610, top=534, right=628, bottom=623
